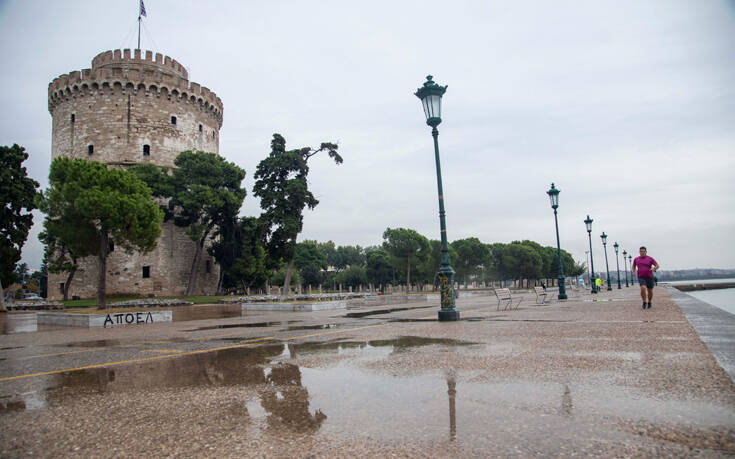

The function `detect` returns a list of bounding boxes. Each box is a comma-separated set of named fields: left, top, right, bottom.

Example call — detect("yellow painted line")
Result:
left=0, top=337, right=275, bottom=383
left=14, top=348, right=103, bottom=361
left=281, top=323, right=387, bottom=341
left=1, top=325, right=388, bottom=383
left=139, top=349, right=184, bottom=354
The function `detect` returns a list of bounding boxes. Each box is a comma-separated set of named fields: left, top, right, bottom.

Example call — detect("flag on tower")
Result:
left=140, top=0, right=147, bottom=18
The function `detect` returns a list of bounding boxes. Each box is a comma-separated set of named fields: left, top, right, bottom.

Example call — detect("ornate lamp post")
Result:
left=628, top=254, right=633, bottom=285
left=613, top=242, right=622, bottom=289
left=623, top=250, right=630, bottom=287
left=415, top=75, right=458, bottom=321
left=546, top=183, right=567, bottom=299
left=584, top=216, right=597, bottom=294
left=601, top=232, right=612, bottom=291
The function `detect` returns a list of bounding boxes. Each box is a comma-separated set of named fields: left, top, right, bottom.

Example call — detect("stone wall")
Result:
left=47, top=49, right=223, bottom=300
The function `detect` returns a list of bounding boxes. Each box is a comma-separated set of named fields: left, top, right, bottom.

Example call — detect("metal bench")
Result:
left=494, top=288, right=522, bottom=310
left=534, top=286, right=548, bottom=304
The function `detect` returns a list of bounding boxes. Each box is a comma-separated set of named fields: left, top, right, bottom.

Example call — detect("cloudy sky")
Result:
left=1, top=0, right=734, bottom=272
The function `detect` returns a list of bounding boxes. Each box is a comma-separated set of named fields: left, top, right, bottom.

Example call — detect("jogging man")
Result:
left=632, top=246, right=659, bottom=309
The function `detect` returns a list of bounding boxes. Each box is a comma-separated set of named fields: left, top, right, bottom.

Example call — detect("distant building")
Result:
left=47, top=49, right=223, bottom=300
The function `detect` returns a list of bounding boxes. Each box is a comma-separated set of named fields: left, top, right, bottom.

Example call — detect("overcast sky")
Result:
left=1, top=0, right=734, bottom=272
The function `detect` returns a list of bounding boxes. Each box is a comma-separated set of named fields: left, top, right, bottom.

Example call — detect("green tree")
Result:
left=415, top=240, right=459, bottom=288
left=133, top=151, right=247, bottom=296
left=334, top=245, right=365, bottom=271
left=365, top=247, right=393, bottom=288
left=334, top=265, right=367, bottom=290
left=38, top=204, right=97, bottom=300
left=253, top=134, right=342, bottom=295
left=0, top=144, right=39, bottom=310
left=484, top=243, right=507, bottom=283
left=451, top=237, right=490, bottom=285
left=502, top=242, right=543, bottom=286
left=294, top=240, right=328, bottom=287
left=317, top=240, right=338, bottom=269
left=210, top=216, right=269, bottom=292
left=39, top=158, right=162, bottom=308
left=382, top=227, right=430, bottom=288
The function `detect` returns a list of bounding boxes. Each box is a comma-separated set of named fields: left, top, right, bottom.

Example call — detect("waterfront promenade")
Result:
left=1, top=285, right=734, bottom=456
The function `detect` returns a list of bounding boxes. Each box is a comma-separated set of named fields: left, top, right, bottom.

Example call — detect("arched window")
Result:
left=88, top=145, right=94, bottom=155
left=143, top=144, right=150, bottom=156
left=171, top=115, right=177, bottom=125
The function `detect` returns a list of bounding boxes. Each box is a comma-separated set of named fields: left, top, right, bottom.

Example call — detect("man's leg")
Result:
left=639, top=283, right=647, bottom=303
left=647, top=287, right=654, bottom=303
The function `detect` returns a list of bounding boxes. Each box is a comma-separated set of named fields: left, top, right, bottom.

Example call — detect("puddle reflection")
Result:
left=0, top=313, right=37, bottom=334
left=447, top=371, right=457, bottom=442
left=171, top=304, right=244, bottom=322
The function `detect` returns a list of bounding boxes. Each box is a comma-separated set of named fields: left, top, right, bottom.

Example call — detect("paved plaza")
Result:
left=1, top=285, right=734, bottom=457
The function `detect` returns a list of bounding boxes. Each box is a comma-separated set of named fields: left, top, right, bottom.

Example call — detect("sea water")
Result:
left=667, top=278, right=735, bottom=316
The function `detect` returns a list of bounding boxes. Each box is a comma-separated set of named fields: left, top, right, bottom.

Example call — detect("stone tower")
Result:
left=47, top=49, right=224, bottom=300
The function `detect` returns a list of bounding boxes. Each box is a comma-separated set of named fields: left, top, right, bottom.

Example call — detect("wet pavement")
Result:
left=1, top=286, right=734, bottom=457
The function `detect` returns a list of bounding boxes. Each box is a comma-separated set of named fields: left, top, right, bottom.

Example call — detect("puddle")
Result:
left=0, top=313, right=38, bottom=334
left=171, top=304, right=244, bottom=322
left=344, top=305, right=435, bottom=318
left=286, top=323, right=340, bottom=331
left=65, top=339, right=121, bottom=348
left=2, top=337, right=734, bottom=449
left=185, top=321, right=285, bottom=332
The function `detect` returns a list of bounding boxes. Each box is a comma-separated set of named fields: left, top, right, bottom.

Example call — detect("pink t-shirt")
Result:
left=633, top=255, right=657, bottom=278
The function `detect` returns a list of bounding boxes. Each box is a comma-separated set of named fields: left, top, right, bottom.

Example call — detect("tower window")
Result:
left=198, top=124, right=202, bottom=132
left=143, top=144, right=150, bottom=156
left=109, top=242, right=115, bottom=253
left=88, top=145, right=94, bottom=155
left=70, top=114, right=75, bottom=123
left=212, top=131, right=215, bottom=139
left=205, top=260, right=211, bottom=273
left=171, top=116, right=177, bottom=125
left=142, top=266, right=151, bottom=278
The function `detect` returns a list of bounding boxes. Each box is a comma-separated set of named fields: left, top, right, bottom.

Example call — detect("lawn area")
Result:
left=60, top=295, right=231, bottom=309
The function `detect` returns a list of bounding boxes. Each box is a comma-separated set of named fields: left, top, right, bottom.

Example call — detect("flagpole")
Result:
left=137, top=14, right=141, bottom=50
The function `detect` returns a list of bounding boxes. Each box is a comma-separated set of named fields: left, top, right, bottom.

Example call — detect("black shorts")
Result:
left=638, top=277, right=654, bottom=289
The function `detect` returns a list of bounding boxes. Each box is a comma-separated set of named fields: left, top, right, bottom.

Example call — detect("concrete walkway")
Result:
left=1, top=286, right=733, bottom=457
left=667, top=285, right=735, bottom=383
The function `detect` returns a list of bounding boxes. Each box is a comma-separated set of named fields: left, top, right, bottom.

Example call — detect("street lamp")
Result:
left=623, top=250, right=630, bottom=287
left=601, top=232, right=612, bottom=291
left=613, top=242, right=622, bottom=289
left=584, top=215, right=597, bottom=294
left=628, top=254, right=633, bottom=285
left=546, top=183, right=567, bottom=300
left=415, top=75, right=458, bottom=322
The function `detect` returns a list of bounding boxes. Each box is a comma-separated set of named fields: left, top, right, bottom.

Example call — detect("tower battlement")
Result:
left=92, top=49, right=188, bottom=79
left=46, top=49, right=223, bottom=301
left=48, top=49, right=223, bottom=126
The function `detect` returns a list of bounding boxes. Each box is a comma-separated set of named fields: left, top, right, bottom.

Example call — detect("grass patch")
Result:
left=60, top=295, right=231, bottom=308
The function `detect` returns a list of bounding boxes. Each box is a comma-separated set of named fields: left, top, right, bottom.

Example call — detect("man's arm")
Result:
left=632, top=259, right=637, bottom=277
left=653, top=259, right=659, bottom=273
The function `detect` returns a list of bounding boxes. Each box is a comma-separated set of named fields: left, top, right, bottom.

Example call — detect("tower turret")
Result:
left=46, top=49, right=223, bottom=300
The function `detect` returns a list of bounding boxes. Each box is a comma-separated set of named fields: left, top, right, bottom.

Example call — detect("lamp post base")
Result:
left=557, top=277, right=567, bottom=300
left=438, top=309, right=460, bottom=321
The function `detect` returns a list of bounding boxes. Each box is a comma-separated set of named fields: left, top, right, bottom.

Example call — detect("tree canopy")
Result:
left=133, top=151, right=247, bottom=296
left=39, top=158, right=162, bottom=308
left=0, top=144, right=40, bottom=310
left=382, top=227, right=430, bottom=287
left=253, top=133, right=342, bottom=294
